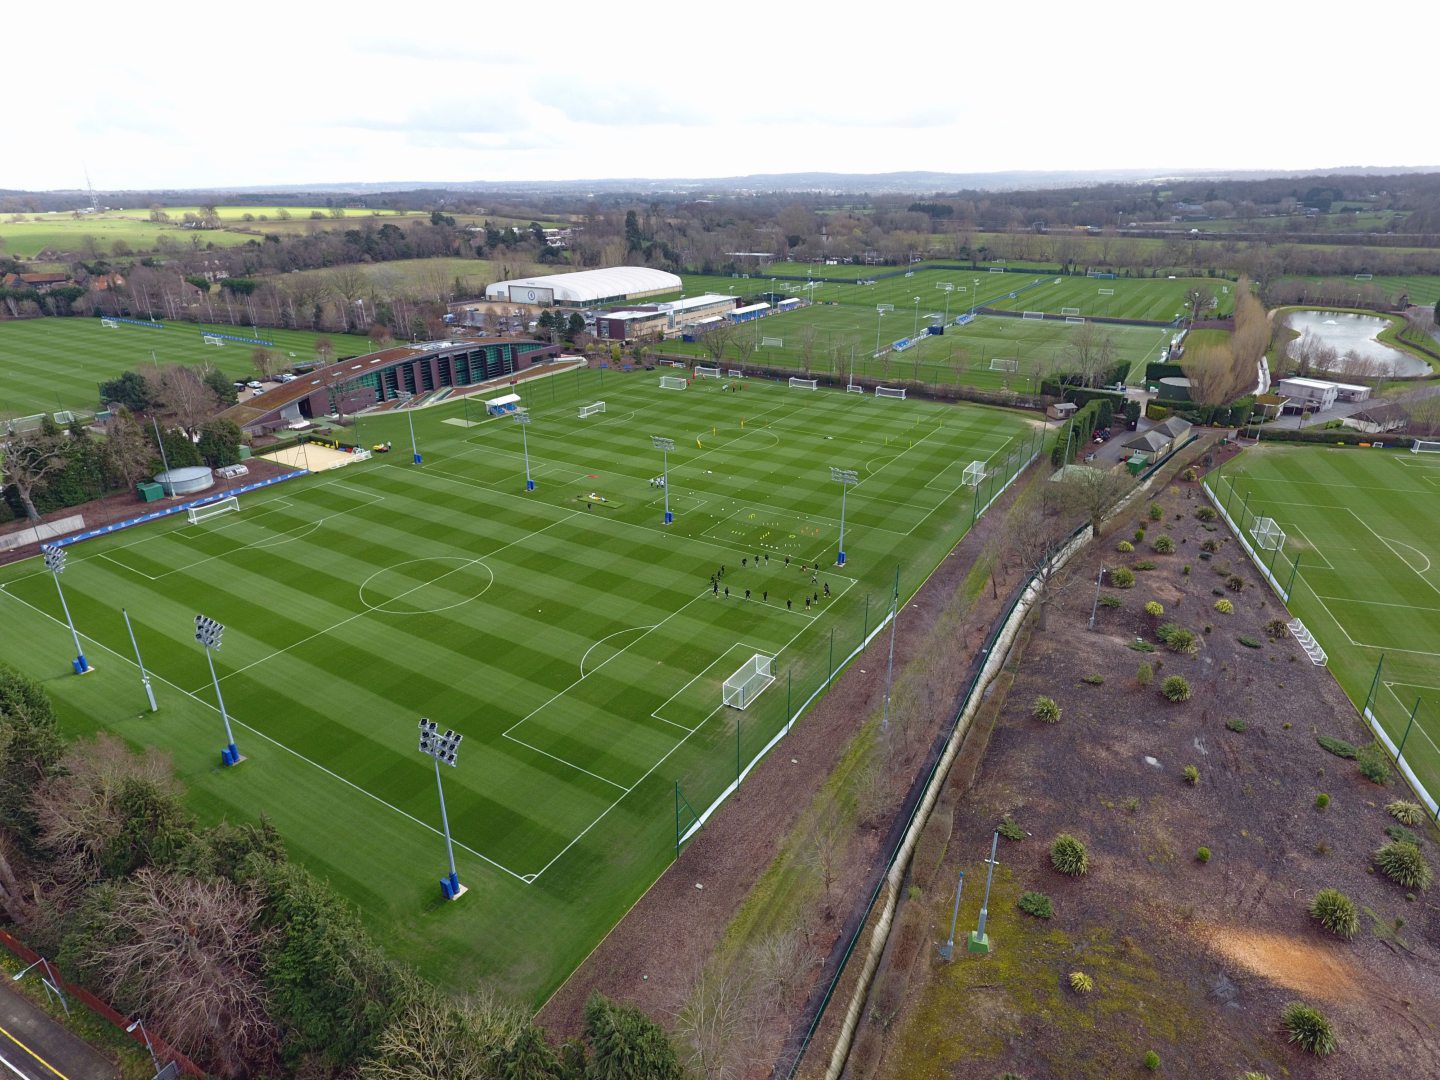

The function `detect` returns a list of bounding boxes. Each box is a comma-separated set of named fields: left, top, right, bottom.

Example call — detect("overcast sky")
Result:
left=7, top=0, right=1433, bottom=192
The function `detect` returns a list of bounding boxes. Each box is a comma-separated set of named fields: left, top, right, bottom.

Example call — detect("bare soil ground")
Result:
left=862, top=462, right=1440, bottom=1079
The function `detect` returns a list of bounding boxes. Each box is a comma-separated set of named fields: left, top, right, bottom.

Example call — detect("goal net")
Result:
left=989, top=358, right=1019, bottom=373
left=846, top=383, right=864, bottom=394
left=723, top=653, right=776, bottom=710
left=875, top=386, right=905, bottom=399
left=1251, top=516, right=1286, bottom=551
left=694, top=365, right=721, bottom=379
left=100, top=317, right=118, bottom=329
left=761, top=336, right=783, bottom=348
left=186, top=496, right=239, bottom=524
left=202, top=334, right=225, bottom=346
left=659, top=375, right=687, bottom=390
left=961, top=461, right=986, bottom=487
left=1098, top=288, right=1115, bottom=297
left=1411, top=440, right=1440, bottom=454
left=578, top=401, right=606, bottom=418
left=1061, top=307, right=1081, bottom=317
left=1065, top=316, right=1085, bottom=325
left=789, top=377, right=818, bottom=390
left=989, top=266, right=1006, bottom=273
left=727, top=369, right=744, bottom=378
left=1354, top=273, right=1374, bottom=281
left=1022, top=311, right=1044, bottom=321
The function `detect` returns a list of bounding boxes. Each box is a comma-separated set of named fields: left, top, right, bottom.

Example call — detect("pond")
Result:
left=1285, top=310, right=1430, bottom=377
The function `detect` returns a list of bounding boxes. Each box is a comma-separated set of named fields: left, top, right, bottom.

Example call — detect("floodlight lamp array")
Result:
left=831, top=467, right=858, bottom=486
left=41, top=544, right=65, bottom=574
left=194, top=614, right=224, bottom=649
left=419, top=718, right=462, bottom=765
left=651, top=435, right=675, bottom=452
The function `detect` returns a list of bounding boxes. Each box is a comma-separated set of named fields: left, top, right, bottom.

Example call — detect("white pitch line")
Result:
left=501, top=734, right=629, bottom=791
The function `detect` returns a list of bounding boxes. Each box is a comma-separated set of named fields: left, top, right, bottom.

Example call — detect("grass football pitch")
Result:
left=1211, top=445, right=1440, bottom=811
left=0, top=368, right=1037, bottom=1000
left=0, top=318, right=373, bottom=419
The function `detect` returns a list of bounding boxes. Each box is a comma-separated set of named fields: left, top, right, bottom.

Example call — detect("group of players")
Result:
left=710, top=553, right=832, bottom=612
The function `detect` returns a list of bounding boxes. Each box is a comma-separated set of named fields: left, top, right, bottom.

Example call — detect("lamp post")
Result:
left=652, top=435, right=675, bottom=524
left=881, top=566, right=899, bottom=733
left=515, top=411, right=534, bottom=490
left=972, top=278, right=980, bottom=316
left=968, top=828, right=1000, bottom=954
left=938, top=282, right=955, bottom=325
left=912, top=295, right=921, bottom=339
left=830, top=467, right=857, bottom=566
left=419, top=718, right=464, bottom=900
left=194, top=615, right=241, bottom=766
left=125, top=1019, right=160, bottom=1075
left=874, top=303, right=893, bottom=357
left=41, top=546, right=91, bottom=675
left=397, top=390, right=421, bottom=464
left=938, top=869, right=965, bottom=961
left=122, top=608, right=158, bottom=711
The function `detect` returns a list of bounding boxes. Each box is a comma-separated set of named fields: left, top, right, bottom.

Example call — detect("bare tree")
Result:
left=673, top=962, right=755, bottom=1080
left=801, top=807, right=843, bottom=917
left=1, top=428, right=67, bottom=522
left=1056, top=466, right=1136, bottom=537
left=250, top=347, right=278, bottom=379
left=798, top=325, right=818, bottom=377
left=154, top=366, right=220, bottom=439
left=1002, top=483, right=1083, bottom=630
left=1059, top=322, right=1118, bottom=388
left=1184, top=285, right=1216, bottom=323
left=315, top=336, right=335, bottom=365
left=325, top=267, right=369, bottom=331
left=696, top=322, right=737, bottom=367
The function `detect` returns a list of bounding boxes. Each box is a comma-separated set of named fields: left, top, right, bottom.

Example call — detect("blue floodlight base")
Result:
left=71, top=655, right=92, bottom=675
left=440, top=873, right=466, bottom=901
left=966, top=930, right=991, bottom=954
left=837, top=550, right=847, bottom=566
left=664, top=511, right=674, bottom=525
left=412, top=453, right=423, bottom=465
left=526, top=479, right=535, bottom=491
left=221, top=744, right=244, bottom=767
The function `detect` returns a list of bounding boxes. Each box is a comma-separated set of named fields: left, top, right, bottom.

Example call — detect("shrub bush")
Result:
left=1148, top=503, right=1163, bottom=521
left=1156, top=623, right=1198, bottom=654
left=1357, top=743, right=1389, bottom=785
left=1314, top=792, right=1329, bottom=809
left=1214, top=598, right=1234, bottom=614
left=1129, top=640, right=1155, bottom=652
left=1117, top=540, right=1134, bottom=553
left=1099, top=594, right=1123, bottom=609
left=1162, top=675, right=1192, bottom=702
left=1081, top=674, right=1105, bottom=686
left=997, top=817, right=1025, bottom=841
left=1134, top=528, right=1147, bottom=543
left=1200, top=538, right=1221, bottom=553
left=1225, top=718, right=1246, bottom=733
left=1136, top=662, right=1154, bottom=687
left=1237, top=634, right=1262, bottom=648
left=1050, top=834, right=1089, bottom=876
left=1385, top=825, right=1423, bottom=847
left=1307, top=888, right=1358, bottom=939
left=1182, top=467, right=1198, bottom=482
left=1281, top=1001, right=1337, bottom=1057
left=1183, top=765, right=1200, bottom=786
left=1068, top=971, right=1094, bottom=993
left=1226, top=574, right=1245, bottom=592
left=1316, top=735, right=1357, bottom=759
left=1143, top=1050, right=1161, bottom=1071
left=1144, top=601, right=1164, bottom=617
left=1110, top=567, right=1136, bottom=589
left=1263, top=618, right=1288, bottom=639
left=1031, top=696, right=1061, bottom=723
left=1196, top=506, right=1217, bottom=521
left=1132, top=559, right=1158, bottom=571
left=1196, top=846, right=1211, bottom=863
left=1374, top=841, right=1433, bottom=890
left=1018, top=891, right=1053, bottom=918
left=1153, top=535, right=1176, bottom=554
left=1388, top=800, right=1425, bottom=827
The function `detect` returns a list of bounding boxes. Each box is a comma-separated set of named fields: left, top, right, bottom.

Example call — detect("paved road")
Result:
left=0, top=980, right=119, bottom=1080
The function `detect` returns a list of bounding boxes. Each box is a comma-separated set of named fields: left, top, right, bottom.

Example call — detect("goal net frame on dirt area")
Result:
left=723, top=653, right=776, bottom=710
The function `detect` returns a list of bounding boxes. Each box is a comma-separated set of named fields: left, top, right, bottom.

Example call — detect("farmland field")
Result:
left=1208, top=445, right=1440, bottom=815
left=0, top=368, right=1038, bottom=1000
left=0, top=318, right=373, bottom=418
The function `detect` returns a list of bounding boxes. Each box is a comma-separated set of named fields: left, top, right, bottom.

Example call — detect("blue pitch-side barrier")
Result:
left=926, top=325, right=944, bottom=336
left=49, top=471, right=308, bottom=549
left=100, top=316, right=166, bottom=329
left=892, top=337, right=919, bottom=352
left=952, top=313, right=976, bottom=326
left=201, top=331, right=276, bottom=346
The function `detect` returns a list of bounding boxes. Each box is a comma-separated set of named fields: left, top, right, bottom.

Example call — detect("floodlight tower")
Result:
left=515, top=412, right=534, bottom=490
left=194, top=614, right=242, bottom=766
left=125, top=1019, right=160, bottom=1075
left=652, top=435, right=675, bottom=524
left=972, top=278, right=980, bottom=316
left=912, top=295, right=921, bottom=339
left=830, top=467, right=858, bottom=566
left=396, top=390, right=421, bottom=464
left=874, top=303, right=894, bottom=356
left=41, top=546, right=90, bottom=675
left=938, top=282, right=955, bottom=324
left=418, top=718, right=465, bottom=900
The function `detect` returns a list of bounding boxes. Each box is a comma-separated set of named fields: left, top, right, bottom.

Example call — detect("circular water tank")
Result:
left=155, top=465, right=215, bottom=496
left=1158, top=376, right=1192, bottom=402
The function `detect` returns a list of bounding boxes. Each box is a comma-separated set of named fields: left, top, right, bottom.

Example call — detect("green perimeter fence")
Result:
left=1202, top=461, right=1439, bottom=826
left=674, top=434, right=1044, bottom=856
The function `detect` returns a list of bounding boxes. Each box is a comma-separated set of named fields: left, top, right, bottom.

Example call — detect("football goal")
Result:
left=1097, top=288, right=1115, bottom=297
left=1022, top=311, right=1044, bottom=321
left=846, top=383, right=864, bottom=394
left=1065, top=316, right=1085, bottom=325
left=658, top=359, right=686, bottom=368
left=961, top=461, right=986, bottom=487
left=694, top=365, right=721, bottom=379
left=723, top=653, right=776, bottom=710
left=1250, top=516, right=1286, bottom=551
left=1061, top=307, right=1081, bottom=317
left=727, top=369, right=744, bottom=378
left=989, top=266, right=1006, bottom=273
left=875, top=386, right=905, bottom=399
left=1354, top=273, right=1374, bottom=281
left=100, top=317, right=118, bottom=329
left=761, top=336, right=783, bottom=348
left=659, top=375, right=687, bottom=390
left=578, top=401, right=606, bottom=418
left=989, top=358, right=1020, bottom=373
left=202, top=333, right=225, bottom=346
left=186, top=496, right=239, bottom=525
left=789, top=377, right=818, bottom=390
left=1411, top=440, right=1440, bottom=454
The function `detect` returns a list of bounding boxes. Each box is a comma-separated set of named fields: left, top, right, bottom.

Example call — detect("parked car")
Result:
left=246, top=380, right=263, bottom=390
left=278, top=373, right=297, bottom=382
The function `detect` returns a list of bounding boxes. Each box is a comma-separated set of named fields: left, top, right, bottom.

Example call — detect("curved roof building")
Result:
left=484, top=266, right=680, bottom=306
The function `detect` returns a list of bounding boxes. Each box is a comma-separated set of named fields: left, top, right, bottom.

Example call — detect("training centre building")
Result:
left=593, top=293, right=738, bottom=342
left=483, top=266, right=681, bottom=307
left=220, top=337, right=560, bottom=435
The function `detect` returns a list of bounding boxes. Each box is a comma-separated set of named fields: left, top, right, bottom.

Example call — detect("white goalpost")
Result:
left=578, top=401, right=606, bottom=418
left=186, top=496, right=239, bottom=525
left=1354, top=273, right=1374, bottom=281
left=789, top=377, right=818, bottom=390
left=989, top=358, right=1019, bottom=373
left=846, top=383, right=864, bottom=394
left=727, top=369, right=744, bottom=378
left=1251, top=516, right=1286, bottom=551
left=1022, top=311, right=1044, bottom=321
left=760, top=336, right=783, bottom=348
left=694, top=365, right=721, bottom=379
left=1061, top=307, right=1081, bottom=316
left=961, top=461, right=986, bottom=487
left=1065, top=316, right=1085, bottom=325
left=723, top=653, right=776, bottom=710
left=203, top=333, right=225, bottom=346
left=875, top=386, right=905, bottom=399
left=1411, top=439, right=1440, bottom=454
left=1097, top=288, right=1115, bottom=297
left=659, top=375, right=687, bottom=390
left=100, top=317, right=118, bottom=329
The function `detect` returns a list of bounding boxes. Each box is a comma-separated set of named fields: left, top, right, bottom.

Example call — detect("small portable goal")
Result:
left=723, top=653, right=776, bottom=710
left=187, top=496, right=239, bottom=524
left=727, top=369, right=744, bottom=378
left=1097, top=288, right=1115, bottom=297
left=989, top=358, right=1019, bottom=373
left=875, top=386, right=905, bottom=399
left=1061, top=307, right=1081, bottom=317
left=578, top=401, right=606, bottom=418
left=100, top=317, right=118, bottom=329
left=1065, top=316, right=1085, bottom=325
left=659, top=375, right=687, bottom=390
left=202, top=333, right=225, bottom=346
left=1250, top=516, right=1286, bottom=551
left=1411, top=440, right=1440, bottom=454
left=789, top=377, right=818, bottom=390
left=846, top=383, right=864, bottom=394
left=694, top=365, right=721, bottom=379
left=1022, top=310, right=1044, bottom=321
left=961, top=461, right=986, bottom=487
